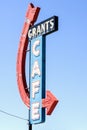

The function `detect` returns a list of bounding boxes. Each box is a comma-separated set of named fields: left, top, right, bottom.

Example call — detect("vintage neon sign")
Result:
left=30, top=36, right=45, bottom=124
left=16, top=3, right=59, bottom=125
left=29, top=16, right=58, bottom=124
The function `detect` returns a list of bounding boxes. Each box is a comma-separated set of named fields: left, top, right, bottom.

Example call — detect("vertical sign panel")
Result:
left=30, top=36, right=46, bottom=124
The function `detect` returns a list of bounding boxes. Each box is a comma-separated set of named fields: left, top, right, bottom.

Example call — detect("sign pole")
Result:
left=29, top=119, right=32, bottom=130
left=28, top=118, right=32, bottom=130
left=29, top=124, right=32, bottom=130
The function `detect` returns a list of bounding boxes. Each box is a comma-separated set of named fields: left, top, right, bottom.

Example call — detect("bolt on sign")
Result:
left=16, top=3, right=59, bottom=125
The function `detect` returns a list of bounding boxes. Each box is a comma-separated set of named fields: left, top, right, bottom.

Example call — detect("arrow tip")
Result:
left=46, top=91, right=59, bottom=115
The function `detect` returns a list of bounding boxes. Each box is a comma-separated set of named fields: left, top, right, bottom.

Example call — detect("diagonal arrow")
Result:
left=42, top=91, right=59, bottom=115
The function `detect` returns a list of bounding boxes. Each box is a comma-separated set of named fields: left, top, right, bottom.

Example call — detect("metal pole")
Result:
left=29, top=123, right=32, bottom=130
left=28, top=109, right=32, bottom=130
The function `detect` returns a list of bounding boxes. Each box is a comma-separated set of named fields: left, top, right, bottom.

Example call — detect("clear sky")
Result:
left=0, top=0, right=87, bottom=130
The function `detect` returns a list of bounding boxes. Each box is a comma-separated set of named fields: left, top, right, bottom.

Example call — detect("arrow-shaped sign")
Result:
left=42, top=91, right=58, bottom=115
left=26, top=91, right=58, bottom=115
left=16, top=3, right=40, bottom=109
left=16, top=3, right=58, bottom=116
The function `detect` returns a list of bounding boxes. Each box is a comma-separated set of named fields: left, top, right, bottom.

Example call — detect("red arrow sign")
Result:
left=42, top=91, right=58, bottom=115
left=28, top=91, right=59, bottom=115
left=16, top=3, right=58, bottom=115
left=27, top=91, right=58, bottom=115
left=16, top=3, right=40, bottom=108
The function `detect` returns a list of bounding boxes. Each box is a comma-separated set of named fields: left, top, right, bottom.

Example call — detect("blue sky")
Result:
left=0, top=0, right=87, bottom=130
